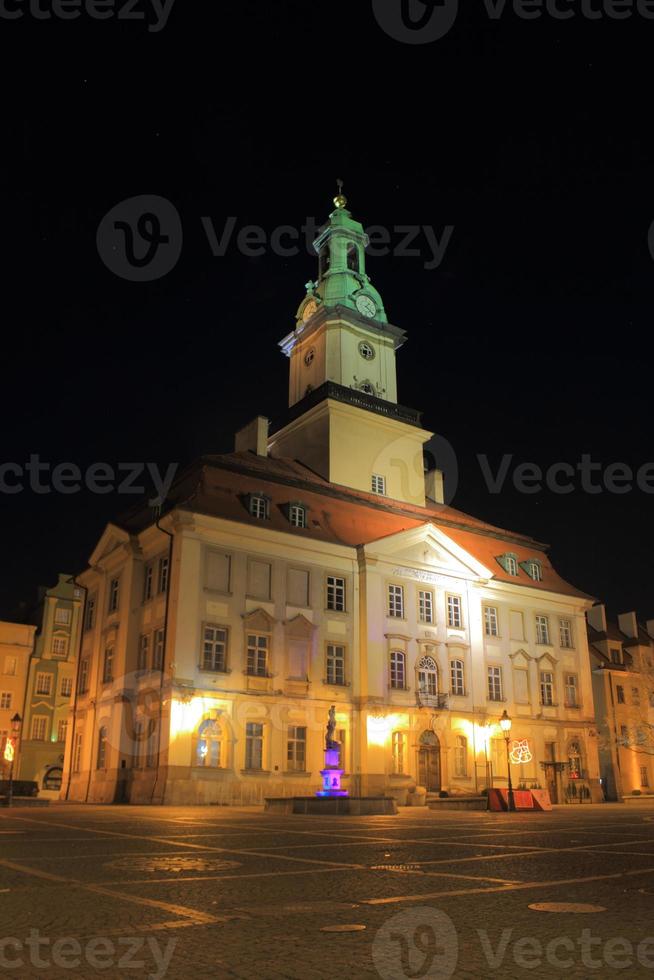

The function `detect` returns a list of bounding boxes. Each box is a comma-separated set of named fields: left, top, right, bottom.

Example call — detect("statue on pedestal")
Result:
left=326, top=704, right=337, bottom=750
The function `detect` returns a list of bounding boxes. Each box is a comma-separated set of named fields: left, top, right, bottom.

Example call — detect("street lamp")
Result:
left=499, top=709, right=515, bottom=812
left=7, top=713, right=22, bottom=808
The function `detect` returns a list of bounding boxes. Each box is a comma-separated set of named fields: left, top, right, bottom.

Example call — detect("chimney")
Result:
left=586, top=603, right=607, bottom=634
left=425, top=469, right=444, bottom=504
left=618, top=611, right=638, bottom=639
left=235, top=417, right=268, bottom=457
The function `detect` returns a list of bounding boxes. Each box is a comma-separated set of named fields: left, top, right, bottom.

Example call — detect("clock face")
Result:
left=303, top=299, right=318, bottom=321
left=355, top=294, right=377, bottom=318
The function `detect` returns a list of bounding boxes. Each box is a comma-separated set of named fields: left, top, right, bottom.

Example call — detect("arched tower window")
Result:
left=319, top=244, right=331, bottom=279
left=346, top=242, right=359, bottom=272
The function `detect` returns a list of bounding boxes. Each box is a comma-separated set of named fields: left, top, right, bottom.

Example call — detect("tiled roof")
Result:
left=117, top=450, right=591, bottom=600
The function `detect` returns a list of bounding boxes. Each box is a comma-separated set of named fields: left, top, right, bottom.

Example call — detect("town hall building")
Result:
left=62, top=190, right=602, bottom=805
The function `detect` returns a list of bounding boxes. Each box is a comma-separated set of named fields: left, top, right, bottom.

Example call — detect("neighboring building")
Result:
left=0, top=620, right=36, bottom=778
left=588, top=604, right=654, bottom=800
left=63, top=191, right=602, bottom=805
left=18, top=574, right=83, bottom=796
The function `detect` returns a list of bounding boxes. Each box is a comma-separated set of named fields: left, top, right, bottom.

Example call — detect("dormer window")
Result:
left=526, top=560, right=542, bottom=582
left=497, top=553, right=518, bottom=576
left=249, top=494, right=269, bottom=520
left=371, top=474, right=386, bottom=495
left=289, top=503, right=307, bottom=529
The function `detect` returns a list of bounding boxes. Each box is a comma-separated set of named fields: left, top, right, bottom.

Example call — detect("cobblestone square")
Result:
left=2, top=803, right=654, bottom=978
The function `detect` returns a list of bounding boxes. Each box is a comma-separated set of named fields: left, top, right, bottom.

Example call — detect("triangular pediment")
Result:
left=364, top=523, right=493, bottom=581
left=242, top=607, right=275, bottom=632
left=89, top=523, right=132, bottom=567
left=284, top=614, right=316, bottom=639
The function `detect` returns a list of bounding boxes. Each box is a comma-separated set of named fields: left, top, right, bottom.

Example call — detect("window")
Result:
left=418, top=590, right=433, bottom=624
left=326, top=576, right=345, bottom=612
left=3, top=656, right=17, bottom=676
left=84, top=596, right=96, bottom=631
left=54, top=607, right=71, bottom=625
left=371, top=474, right=386, bottom=495
left=527, top=560, right=542, bottom=582
left=52, top=636, right=68, bottom=658
left=632, top=687, right=641, bottom=706
left=73, top=732, right=83, bottom=772
left=392, top=731, right=406, bottom=774
left=390, top=651, right=406, bottom=689
left=205, top=551, right=231, bottom=593
left=564, top=674, right=579, bottom=707
left=102, top=647, right=114, bottom=684
left=246, top=634, right=269, bottom=677
left=388, top=584, right=404, bottom=619
left=0, top=692, right=11, bottom=710
left=152, top=629, right=165, bottom=671
left=138, top=634, right=150, bottom=671
left=246, top=559, right=271, bottom=599
left=568, top=742, right=582, bottom=779
left=540, top=670, right=554, bottom=706
left=304, top=348, right=315, bottom=366
left=347, top=242, right=359, bottom=272
left=359, top=382, right=375, bottom=396
left=450, top=659, right=465, bottom=696
left=289, top=504, right=306, bottom=528
left=197, top=718, right=223, bottom=768
left=499, top=554, right=518, bottom=576
left=359, top=341, right=375, bottom=360
left=484, top=606, right=499, bottom=637
left=141, top=563, right=153, bottom=603
left=487, top=666, right=503, bottom=701
left=96, top=726, right=108, bottom=769
left=611, top=648, right=622, bottom=664
left=108, top=578, right=119, bottom=613
left=616, top=684, right=625, bottom=704
left=35, top=672, right=53, bottom=696
left=454, top=735, right=467, bottom=777
left=31, top=716, right=48, bottom=741
left=641, top=767, right=650, bottom=789
left=447, top=594, right=462, bottom=629
left=535, top=615, right=550, bottom=645
left=56, top=719, right=67, bottom=743
left=287, top=726, right=306, bottom=772
left=245, top=722, right=263, bottom=770
left=559, top=619, right=573, bottom=648
left=202, top=625, right=227, bottom=672
left=61, top=677, right=73, bottom=698
left=249, top=495, right=268, bottom=519
left=417, top=655, right=438, bottom=696
left=326, top=644, right=345, bottom=685
left=79, top=659, right=89, bottom=694
left=158, top=556, right=169, bottom=594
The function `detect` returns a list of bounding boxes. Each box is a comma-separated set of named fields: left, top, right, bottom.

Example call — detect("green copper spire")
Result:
left=296, top=182, right=387, bottom=325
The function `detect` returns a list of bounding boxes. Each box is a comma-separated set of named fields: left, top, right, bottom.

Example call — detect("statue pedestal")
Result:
left=315, top=745, right=348, bottom=798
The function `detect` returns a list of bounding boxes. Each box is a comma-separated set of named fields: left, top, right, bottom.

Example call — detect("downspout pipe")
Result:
left=64, top=575, right=87, bottom=801
left=150, top=513, right=174, bottom=805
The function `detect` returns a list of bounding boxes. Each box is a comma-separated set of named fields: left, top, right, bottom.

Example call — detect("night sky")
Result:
left=1, top=1, right=652, bottom=621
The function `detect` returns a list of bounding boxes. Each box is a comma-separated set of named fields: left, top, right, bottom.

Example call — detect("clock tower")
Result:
left=269, top=186, right=434, bottom=508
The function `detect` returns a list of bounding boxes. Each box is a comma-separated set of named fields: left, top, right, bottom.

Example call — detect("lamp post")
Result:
left=7, top=713, right=22, bottom=808
left=499, top=709, right=515, bottom=812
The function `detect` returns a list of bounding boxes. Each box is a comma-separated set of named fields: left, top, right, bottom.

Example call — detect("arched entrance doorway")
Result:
left=418, top=730, right=441, bottom=792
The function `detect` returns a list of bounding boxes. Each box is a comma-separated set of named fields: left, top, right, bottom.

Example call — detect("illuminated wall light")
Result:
left=366, top=713, right=407, bottom=747
left=170, top=696, right=224, bottom=739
